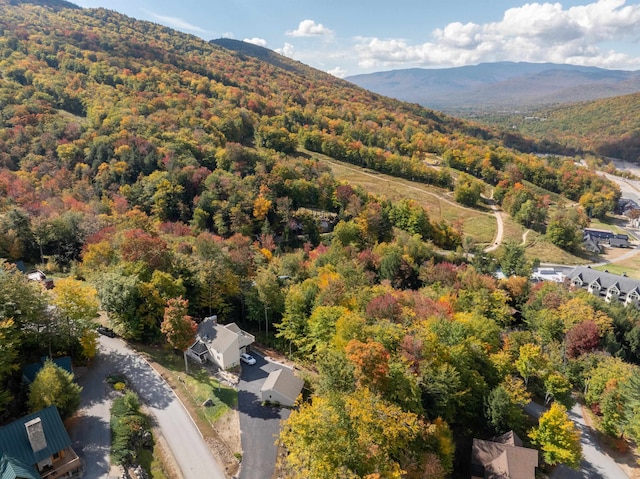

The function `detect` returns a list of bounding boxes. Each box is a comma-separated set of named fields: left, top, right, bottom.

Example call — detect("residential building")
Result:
left=566, top=266, right=640, bottom=307
left=0, top=406, right=82, bottom=479
left=471, top=431, right=538, bottom=479
left=531, top=267, right=566, bottom=283
left=187, top=316, right=255, bottom=369
left=260, top=368, right=304, bottom=407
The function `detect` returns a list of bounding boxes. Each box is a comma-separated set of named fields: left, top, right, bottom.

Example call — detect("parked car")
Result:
left=240, top=352, right=256, bottom=365
left=97, top=326, right=116, bottom=338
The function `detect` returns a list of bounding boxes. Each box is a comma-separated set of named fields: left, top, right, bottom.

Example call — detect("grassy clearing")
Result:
left=522, top=229, right=591, bottom=265
left=317, top=156, right=497, bottom=244
left=501, top=215, right=526, bottom=245
left=316, top=154, right=590, bottom=264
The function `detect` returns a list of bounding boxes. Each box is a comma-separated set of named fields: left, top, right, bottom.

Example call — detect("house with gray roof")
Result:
left=566, top=266, right=640, bottom=307
left=610, top=235, right=631, bottom=248
left=471, top=431, right=538, bottom=479
left=583, top=233, right=603, bottom=254
left=0, top=406, right=82, bottom=479
left=187, top=316, right=255, bottom=369
left=260, top=368, right=304, bottom=407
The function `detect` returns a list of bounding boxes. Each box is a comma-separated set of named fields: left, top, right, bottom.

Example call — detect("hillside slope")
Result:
left=0, top=0, right=618, bottom=255
left=481, top=92, right=640, bottom=162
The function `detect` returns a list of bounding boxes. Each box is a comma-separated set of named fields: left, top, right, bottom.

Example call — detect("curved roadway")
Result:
left=69, top=336, right=226, bottom=479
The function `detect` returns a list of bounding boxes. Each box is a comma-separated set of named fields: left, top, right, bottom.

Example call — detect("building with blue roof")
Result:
left=0, top=406, right=82, bottom=479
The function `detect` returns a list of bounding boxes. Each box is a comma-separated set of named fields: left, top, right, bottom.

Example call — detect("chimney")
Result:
left=25, top=417, right=47, bottom=453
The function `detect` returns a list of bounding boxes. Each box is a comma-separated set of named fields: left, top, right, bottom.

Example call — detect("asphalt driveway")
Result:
left=525, top=401, right=628, bottom=479
left=67, top=340, right=114, bottom=478
left=237, top=353, right=293, bottom=479
left=68, top=335, right=226, bottom=479
left=551, top=403, right=628, bottom=479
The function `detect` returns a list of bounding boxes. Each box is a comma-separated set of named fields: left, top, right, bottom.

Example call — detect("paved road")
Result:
left=67, top=342, right=113, bottom=478
left=68, top=336, right=226, bottom=479
left=237, top=353, right=292, bottom=479
left=524, top=401, right=628, bottom=479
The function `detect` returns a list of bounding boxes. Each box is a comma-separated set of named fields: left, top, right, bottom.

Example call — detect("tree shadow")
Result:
left=552, top=461, right=608, bottom=479
left=67, top=414, right=111, bottom=478
left=110, top=348, right=174, bottom=410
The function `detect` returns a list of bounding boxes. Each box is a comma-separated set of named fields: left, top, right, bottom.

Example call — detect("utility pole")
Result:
left=264, top=303, right=269, bottom=338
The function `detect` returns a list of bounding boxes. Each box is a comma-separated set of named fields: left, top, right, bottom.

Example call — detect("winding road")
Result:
left=68, top=335, right=227, bottom=479
left=484, top=199, right=504, bottom=252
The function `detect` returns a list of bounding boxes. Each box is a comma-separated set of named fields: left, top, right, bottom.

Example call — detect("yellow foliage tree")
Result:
left=529, top=402, right=582, bottom=468
left=557, top=296, right=613, bottom=336
left=253, top=195, right=272, bottom=221
left=278, top=389, right=439, bottom=479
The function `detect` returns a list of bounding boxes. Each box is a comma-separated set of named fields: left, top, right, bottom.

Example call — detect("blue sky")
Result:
left=73, top=0, right=640, bottom=77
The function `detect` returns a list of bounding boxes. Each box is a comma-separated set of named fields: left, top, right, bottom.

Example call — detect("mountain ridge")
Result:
left=346, top=62, right=640, bottom=112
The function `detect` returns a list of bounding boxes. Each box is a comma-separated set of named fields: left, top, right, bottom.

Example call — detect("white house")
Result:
left=187, top=316, right=255, bottom=370
left=260, top=368, right=304, bottom=407
left=566, top=266, right=640, bottom=308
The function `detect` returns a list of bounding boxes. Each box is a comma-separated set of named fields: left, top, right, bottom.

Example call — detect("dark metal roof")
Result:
left=0, top=454, right=40, bottom=479
left=0, top=406, right=72, bottom=467
left=190, top=339, right=209, bottom=355
left=22, top=357, right=73, bottom=384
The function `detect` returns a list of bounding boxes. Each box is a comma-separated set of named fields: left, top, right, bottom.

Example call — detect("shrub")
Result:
left=111, top=391, right=152, bottom=467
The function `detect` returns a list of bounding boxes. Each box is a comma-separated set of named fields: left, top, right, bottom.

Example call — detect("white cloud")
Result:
left=327, top=66, right=347, bottom=78
left=287, top=19, right=333, bottom=37
left=221, top=32, right=234, bottom=39
left=276, top=43, right=296, bottom=58
left=351, top=0, right=640, bottom=71
left=143, top=10, right=207, bottom=35
left=244, top=37, right=268, bottom=47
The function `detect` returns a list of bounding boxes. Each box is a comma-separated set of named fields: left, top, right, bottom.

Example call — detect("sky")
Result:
left=72, top=0, right=640, bottom=77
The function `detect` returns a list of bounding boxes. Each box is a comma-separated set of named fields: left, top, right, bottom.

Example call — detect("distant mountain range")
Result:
left=346, top=62, right=640, bottom=112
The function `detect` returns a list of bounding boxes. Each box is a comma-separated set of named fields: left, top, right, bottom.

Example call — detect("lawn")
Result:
left=134, top=344, right=237, bottom=424
left=317, top=155, right=497, bottom=244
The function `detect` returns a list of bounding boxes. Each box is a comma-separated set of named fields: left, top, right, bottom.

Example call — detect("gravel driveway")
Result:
left=237, top=353, right=292, bottom=479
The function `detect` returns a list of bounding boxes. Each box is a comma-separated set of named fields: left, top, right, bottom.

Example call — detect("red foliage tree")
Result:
left=121, top=228, right=171, bottom=271
left=365, top=293, right=402, bottom=322
left=566, top=320, right=600, bottom=359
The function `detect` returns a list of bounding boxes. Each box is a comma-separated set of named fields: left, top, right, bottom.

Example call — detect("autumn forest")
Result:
left=1, top=1, right=640, bottom=478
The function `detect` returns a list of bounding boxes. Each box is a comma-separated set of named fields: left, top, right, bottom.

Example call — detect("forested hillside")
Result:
left=1, top=2, right=639, bottom=478
left=478, top=92, right=640, bottom=162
